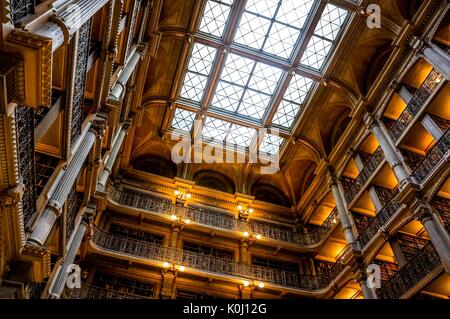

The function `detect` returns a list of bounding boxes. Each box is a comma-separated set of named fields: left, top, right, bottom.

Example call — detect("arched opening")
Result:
left=251, top=183, right=291, bottom=207
left=194, top=170, right=235, bottom=194
left=132, top=155, right=177, bottom=179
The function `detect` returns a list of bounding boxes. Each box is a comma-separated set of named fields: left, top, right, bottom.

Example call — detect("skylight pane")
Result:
left=245, top=0, right=279, bottom=18
left=171, top=108, right=196, bottom=132
left=199, top=0, right=234, bottom=38
left=264, top=22, right=300, bottom=59
left=180, top=43, right=217, bottom=102
left=259, top=134, right=283, bottom=155
left=202, top=117, right=230, bottom=140
left=315, top=4, right=348, bottom=41
left=300, top=36, right=332, bottom=70
left=247, top=62, right=283, bottom=95
left=239, top=89, right=271, bottom=119
left=273, top=100, right=298, bottom=128
left=220, top=53, right=255, bottom=86
left=284, top=75, right=314, bottom=104
left=276, top=0, right=315, bottom=29
left=234, top=12, right=271, bottom=50
left=227, top=124, right=256, bottom=147
left=211, top=81, right=244, bottom=112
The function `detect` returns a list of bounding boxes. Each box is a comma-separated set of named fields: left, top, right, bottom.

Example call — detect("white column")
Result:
left=353, top=152, right=384, bottom=212
left=28, top=121, right=105, bottom=246
left=422, top=45, right=450, bottom=79
left=328, top=170, right=358, bottom=244
left=97, top=121, right=130, bottom=188
left=417, top=206, right=450, bottom=273
left=109, top=46, right=145, bottom=101
left=364, top=114, right=413, bottom=188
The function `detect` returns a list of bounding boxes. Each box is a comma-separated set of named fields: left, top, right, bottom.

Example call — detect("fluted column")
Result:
left=28, top=120, right=106, bottom=246
left=421, top=43, right=450, bottom=79
left=416, top=205, right=450, bottom=273
left=109, top=44, right=147, bottom=101
left=239, top=240, right=250, bottom=264
left=97, top=121, right=131, bottom=188
left=364, top=113, right=413, bottom=188
left=169, top=226, right=181, bottom=248
left=327, top=169, right=358, bottom=245
left=36, top=0, right=110, bottom=52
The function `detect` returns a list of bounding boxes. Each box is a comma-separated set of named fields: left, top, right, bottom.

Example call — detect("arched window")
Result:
left=194, top=170, right=235, bottom=194
left=251, top=183, right=291, bottom=207
left=132, top=156, right=177, bottom=179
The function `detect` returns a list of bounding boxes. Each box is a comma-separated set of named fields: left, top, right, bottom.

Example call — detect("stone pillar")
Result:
left=364, top=113, right=413, bottom=188
left=97, top=121, right=131, bottom=188
left=416, top=206, right=450, bottom=273
left=28, top=120, right=106, bottom=246
left=422, top=114, right=445, bottom=141
left=240, top=286, right=253, bottom=299
left=327, top=169, right=358, bottom=245
left=109, top=45, right=147, bottom=101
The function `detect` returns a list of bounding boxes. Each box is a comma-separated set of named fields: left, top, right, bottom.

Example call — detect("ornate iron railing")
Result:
left=90, top=226, right=350, bottom=291
left=358, top=198, right=402, bottom=249
left=66, top=283, right=150, bottom=299
left=344, top=147, right=384, bottom=204
left=389, top=69, right=444, bottom=142
left=71, top=20, right=92, bottom=145
left=378, top=242, right=442, bottom=299
left=108, top=186, right=339, bottom=247
left=413, top=129, right=450, bottom=184
left=15, top=105, right=36, bottom=225
left=9, top=0, right=36, bottom=24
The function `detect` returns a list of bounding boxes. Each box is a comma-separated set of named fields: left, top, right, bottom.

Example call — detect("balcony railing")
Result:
left=413, top=129, right=450, bottom=184
left=344, top=147, right=384, bottom=204
left=378, top=242, right=442, bottom=299
left=66, top=283, right=151, bottom=299
left=108, top=186, right=339, bottom=247
left=389, top=69, right=444, bottom=142
left=358, top=196, right=402, bottom=249
left=90, top=226, right=350, bottom=291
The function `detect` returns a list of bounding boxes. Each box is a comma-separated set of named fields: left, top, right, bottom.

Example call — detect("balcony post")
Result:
left=239, top=240, right=250, bottom=264
left=169, top=225, right=181, bottom=248
left=364, top=113, right=414, bottom=188
left=97, top=120, right=132, bottom=189
left=47, top=203, right=96, bottom=299
left=327, top=169, right=358, bottom=245
left=160, top=271, right=176, bottom=299
left=28, top=119, right=106, bottom=246
left=416, top=205, right=450, bottom=273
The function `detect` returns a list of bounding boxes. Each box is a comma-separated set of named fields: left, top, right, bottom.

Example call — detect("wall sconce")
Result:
left=237, top=203, right=254, bottom=220
left=174, top=188, right=191, bottom=205
left=241, top=280, right=265, bottom=289
left=242, top=231, right=262, bottom=240
left=162, top=262, right=186, bottom=272
left=169, top=214, right=191, bottom=225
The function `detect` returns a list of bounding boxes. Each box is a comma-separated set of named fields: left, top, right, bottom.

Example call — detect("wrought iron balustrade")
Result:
left=413, top=129, right=450, bottom=184
left=389, top=69, right=444, bottom=142
left=9, top=0, right=36, bottom=24
left=108, top=186, right=339, bottom=247
left=358, top=198, right=402, bottom=249
left=344, top=147, right=384, bottom=204
left=67, top=283, right=150, bottom=299
left=378, top=242, right=441, bottom=299
left=90, top=226, right=350, bottom=291
left=15, top=105, right=36, bottom=225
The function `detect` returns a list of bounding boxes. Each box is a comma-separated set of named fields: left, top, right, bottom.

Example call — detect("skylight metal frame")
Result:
left=171, top=0, right=357, bottom=157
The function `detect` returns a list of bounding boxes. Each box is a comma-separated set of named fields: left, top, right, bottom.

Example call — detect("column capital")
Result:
left=363, top=111, right=379, bottom=131
left=326, top=166, right=338, bottom=188
left=90, top=118, right=107, bottom=138
left=415, top=204, right=433, bottom=224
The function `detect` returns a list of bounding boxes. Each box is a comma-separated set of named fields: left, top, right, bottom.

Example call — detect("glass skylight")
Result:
left=273, top=75, right=315, bottom=128
left=300, top=4, right=348, bottom=69
left=180, top=43, right=217, bottom=103
left=198, top=0, right=234, bottom=38
left=173, top=0, right=351, bottom=152
left=171, top=108, right=196, bottom=132
left=211, top=53, right=283, bottom=120
left=234, top=0, right=315, bottom=59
